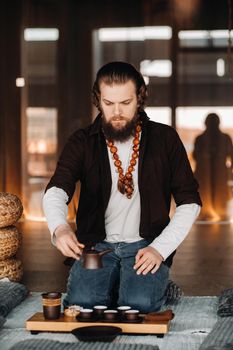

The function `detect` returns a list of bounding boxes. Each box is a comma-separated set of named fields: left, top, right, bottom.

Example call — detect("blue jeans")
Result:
left=63, top=240, right=169, bottom=313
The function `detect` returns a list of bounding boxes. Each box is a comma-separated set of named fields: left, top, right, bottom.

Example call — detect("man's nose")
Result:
left=113, top=103, right=121, bottom=116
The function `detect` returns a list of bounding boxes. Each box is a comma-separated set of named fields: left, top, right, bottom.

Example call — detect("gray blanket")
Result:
left=204, top=346, right=233, bottom=350
left=218, top=288, right=233, bottom=317
left=0, top=315, right=6, bottom=328
left=9, top=339, right=159, bottom=350
left=199, top=317, right=233, bottom=350
left=0, top=280, right=28, bottom=317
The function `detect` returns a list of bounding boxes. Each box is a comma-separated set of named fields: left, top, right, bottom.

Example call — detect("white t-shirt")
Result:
left=105, top=136, right=141, bottom=243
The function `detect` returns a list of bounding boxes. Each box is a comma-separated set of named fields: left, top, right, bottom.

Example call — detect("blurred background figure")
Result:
left=193, top=113, right=233, bottom=221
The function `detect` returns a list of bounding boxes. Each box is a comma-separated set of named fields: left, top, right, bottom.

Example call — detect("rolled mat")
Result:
left=0, top=315, right=6, bottom=329
left=204, top=346, right=233, bottom=350
left=199, top=317, right=233, bottom=350
left=9, top=339, right=160, bottom=350
left=218, top=288, right=233, bottom=317
left=0, top=279, right=28, bottom=317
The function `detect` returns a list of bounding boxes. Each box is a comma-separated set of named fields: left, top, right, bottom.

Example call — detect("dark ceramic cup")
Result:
left=41, top=292, right=62, bottom=320
left=103, top=310, right=118, bottom=321
left=93, top=305, right=108, bottom=317
left=79, top=309, right=94, bottom=319
left=125, top=309, right=140, bottom=321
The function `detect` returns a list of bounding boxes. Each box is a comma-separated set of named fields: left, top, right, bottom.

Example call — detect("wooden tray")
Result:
left=26, top=312, right=170, bottom=336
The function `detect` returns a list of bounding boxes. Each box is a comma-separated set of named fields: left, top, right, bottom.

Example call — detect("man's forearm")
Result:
left=149, top=203, right=201, bottom=260
left=42, top=186, right=69, bottom=238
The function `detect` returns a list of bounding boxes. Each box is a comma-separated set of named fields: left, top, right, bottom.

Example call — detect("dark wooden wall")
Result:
left=0, top=1, right=22, bottom=197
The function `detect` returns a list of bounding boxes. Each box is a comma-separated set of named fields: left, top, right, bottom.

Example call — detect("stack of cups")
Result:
left=42, top=292, right=62, bottom=320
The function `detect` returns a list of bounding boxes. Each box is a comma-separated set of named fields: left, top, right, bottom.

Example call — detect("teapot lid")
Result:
left=84, top=246, right=99, bottom=255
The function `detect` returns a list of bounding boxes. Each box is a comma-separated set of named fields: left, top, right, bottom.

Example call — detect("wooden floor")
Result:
left=16, top=220, right=233, bottom=296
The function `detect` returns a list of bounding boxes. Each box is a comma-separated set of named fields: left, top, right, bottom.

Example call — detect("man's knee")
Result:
left=119, top=293, right=166, bottom=313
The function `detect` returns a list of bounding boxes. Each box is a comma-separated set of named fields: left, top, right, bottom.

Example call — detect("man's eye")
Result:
left=122, top=101, right=130, bottom=105
left=105, top=101, right=112, bottom=106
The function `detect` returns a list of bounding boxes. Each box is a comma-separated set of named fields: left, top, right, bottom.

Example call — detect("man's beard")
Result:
left=101, top=113, right=139, bottom=142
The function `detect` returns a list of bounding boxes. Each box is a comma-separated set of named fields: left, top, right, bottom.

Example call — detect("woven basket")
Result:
left=0, top=258, right=23, bottom=282
left=0, top=192, right=23, bottom=228
left=0, top=226, right=22, bottom=261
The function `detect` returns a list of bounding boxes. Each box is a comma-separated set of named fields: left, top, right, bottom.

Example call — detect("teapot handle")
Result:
left=98, top=248, right=113, bottom=257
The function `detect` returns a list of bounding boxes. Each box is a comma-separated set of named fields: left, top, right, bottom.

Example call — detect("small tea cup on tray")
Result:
left=76, top=308, right=96, bottom=322
left=103, top=310, right=118, bottom=322
left=124, top=309, right=143, bottom=323
left=93, top=305, right=108, bottom=319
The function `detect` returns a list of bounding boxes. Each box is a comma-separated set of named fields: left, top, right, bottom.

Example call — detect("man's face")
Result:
left=99, top=80, right=139, bottom=141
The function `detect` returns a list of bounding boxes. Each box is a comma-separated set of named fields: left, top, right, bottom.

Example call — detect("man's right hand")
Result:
left=54, top=224, right=85, bottom=260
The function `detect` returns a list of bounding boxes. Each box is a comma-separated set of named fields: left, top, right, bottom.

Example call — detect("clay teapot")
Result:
left=81, top=246, right=113, bottom=269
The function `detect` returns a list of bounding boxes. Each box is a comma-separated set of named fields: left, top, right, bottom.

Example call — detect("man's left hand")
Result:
left=133, top=246, right=163, bottom=275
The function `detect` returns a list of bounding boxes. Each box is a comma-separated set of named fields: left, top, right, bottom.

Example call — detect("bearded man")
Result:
left=43, top=61, right=201, bottom=312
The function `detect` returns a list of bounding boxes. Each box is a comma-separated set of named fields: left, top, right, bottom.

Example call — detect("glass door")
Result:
left=176, top=30, right=233, bottom=222
left=21, top=28, right=59, bottom=220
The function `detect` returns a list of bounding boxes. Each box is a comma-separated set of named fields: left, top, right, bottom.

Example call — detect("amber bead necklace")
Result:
left=106, top=122, right=142, bottom=199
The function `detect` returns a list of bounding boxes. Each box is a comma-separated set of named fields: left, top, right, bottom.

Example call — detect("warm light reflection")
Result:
left=16, top=77, right=25, bottom=87
left=24, top=107, right=58, bottom=221
left=179, top=29, right=233, bottom=40
left=216, top=58, right=225, bottom=77
left=196, top=213, right=220, bottom=224
left=140, top=60, right=172, bottom=77
left=143, top=75, right=149, bottom=85
left=145, top=107, right=171, bottom=125
left=26, top=107, right=57, bottom=175
left=24, top=28, right=59, bottom=41
left=179, top=30, right=210, bottom=39
left=37, top=140, right=47, bottom=154
left=98, top=26, right=172, bottom=41
left=24, top=214, right=46, bottom=222
left=176, top=106, right=233, bottom=129
left=179, top=29, right=233, bottom=48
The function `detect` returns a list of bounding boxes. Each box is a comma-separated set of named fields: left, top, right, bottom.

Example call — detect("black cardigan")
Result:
left=46, top=112, right=202, bottom=266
